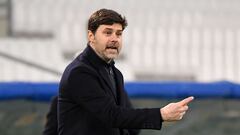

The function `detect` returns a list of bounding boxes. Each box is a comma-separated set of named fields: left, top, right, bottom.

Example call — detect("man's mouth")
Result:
left=106, top=46, right=117, bottom=49
left=106, top=46, right=118, bottom=51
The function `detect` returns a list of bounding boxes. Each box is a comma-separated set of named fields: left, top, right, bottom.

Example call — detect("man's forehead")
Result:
left=99, top=24, right=123, bottom=31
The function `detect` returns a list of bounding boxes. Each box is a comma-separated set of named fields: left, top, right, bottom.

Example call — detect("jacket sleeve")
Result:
left=43, top=96, right=58, bottom=135
left=67, top=67, right=163, bottom=130
left=122, top=88, right=141, bottom=135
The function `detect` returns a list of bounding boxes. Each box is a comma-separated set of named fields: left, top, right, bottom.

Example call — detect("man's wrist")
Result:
left=160, top=108, right=165, bottom=121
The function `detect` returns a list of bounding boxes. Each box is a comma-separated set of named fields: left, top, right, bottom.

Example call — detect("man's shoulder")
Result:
left=65, top=57, right=96, bottom=75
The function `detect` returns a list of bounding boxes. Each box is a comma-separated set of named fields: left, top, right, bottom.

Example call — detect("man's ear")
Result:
left=88, top=30, right=95, bottom=44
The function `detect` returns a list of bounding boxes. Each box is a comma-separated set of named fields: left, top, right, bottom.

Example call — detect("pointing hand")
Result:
left=160, top=96, right=194, bottom=122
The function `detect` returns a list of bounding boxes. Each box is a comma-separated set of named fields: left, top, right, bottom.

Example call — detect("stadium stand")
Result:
left=0, top=39, right=64, bottom=82
left=0, top=0, right=238, bottom=82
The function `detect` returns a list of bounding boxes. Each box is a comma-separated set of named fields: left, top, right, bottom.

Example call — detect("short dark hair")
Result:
left=88, top=9, right=128, bottom=34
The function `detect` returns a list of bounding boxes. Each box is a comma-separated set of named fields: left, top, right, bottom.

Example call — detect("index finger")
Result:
left=178, top=96, right=194, bottom=106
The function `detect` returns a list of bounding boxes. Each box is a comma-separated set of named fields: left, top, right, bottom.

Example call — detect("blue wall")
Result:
left=1, top=81, right=240, bottom=102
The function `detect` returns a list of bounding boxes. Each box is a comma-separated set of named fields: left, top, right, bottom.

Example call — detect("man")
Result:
left=58, top=8, right=194, bottom=135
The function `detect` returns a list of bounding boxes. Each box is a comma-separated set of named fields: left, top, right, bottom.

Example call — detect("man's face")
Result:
left=88, top=23, right=123, bottom=63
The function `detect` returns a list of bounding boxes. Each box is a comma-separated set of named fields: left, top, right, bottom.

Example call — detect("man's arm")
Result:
left=67, top=67, right=194, bottom=129
left=67, top=67, right=162, bottom=129
left=123, top=90, right=141, bottom=135
left=43, top=96, right=58, bottom=135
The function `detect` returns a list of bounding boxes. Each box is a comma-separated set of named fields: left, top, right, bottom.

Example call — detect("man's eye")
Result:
left=105, top=31, right=112, bottom=35
left=116, top=33, right=122, bottom=36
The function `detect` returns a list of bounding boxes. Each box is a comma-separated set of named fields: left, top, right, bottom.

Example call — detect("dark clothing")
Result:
left=106, top=65, right=117, bottom=98
left=43, top=96, right=58, bottom=135
left=58, top=45, right=163, bottom=135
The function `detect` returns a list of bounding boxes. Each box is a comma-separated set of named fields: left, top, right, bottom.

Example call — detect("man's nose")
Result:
left=110, top=34, right=119, bottom=42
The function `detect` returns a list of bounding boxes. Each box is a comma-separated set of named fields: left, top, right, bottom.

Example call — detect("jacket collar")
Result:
left=77, top=45, right=119, bottom=103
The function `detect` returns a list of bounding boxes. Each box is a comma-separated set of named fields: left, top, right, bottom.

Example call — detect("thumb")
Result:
left=178, top=96, right=194, bottom=106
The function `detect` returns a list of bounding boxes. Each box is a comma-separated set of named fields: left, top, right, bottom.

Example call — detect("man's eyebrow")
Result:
left=103, top=28, right=123, bottom=32
left=116, top=30, right=123, bottom=32
left=103, top=28, right=113, bottom=31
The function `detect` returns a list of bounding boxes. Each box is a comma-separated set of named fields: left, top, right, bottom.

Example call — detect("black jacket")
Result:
left=58, top=45, right=162, bottom=135
left=43, top=96, right=58, bottom=135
